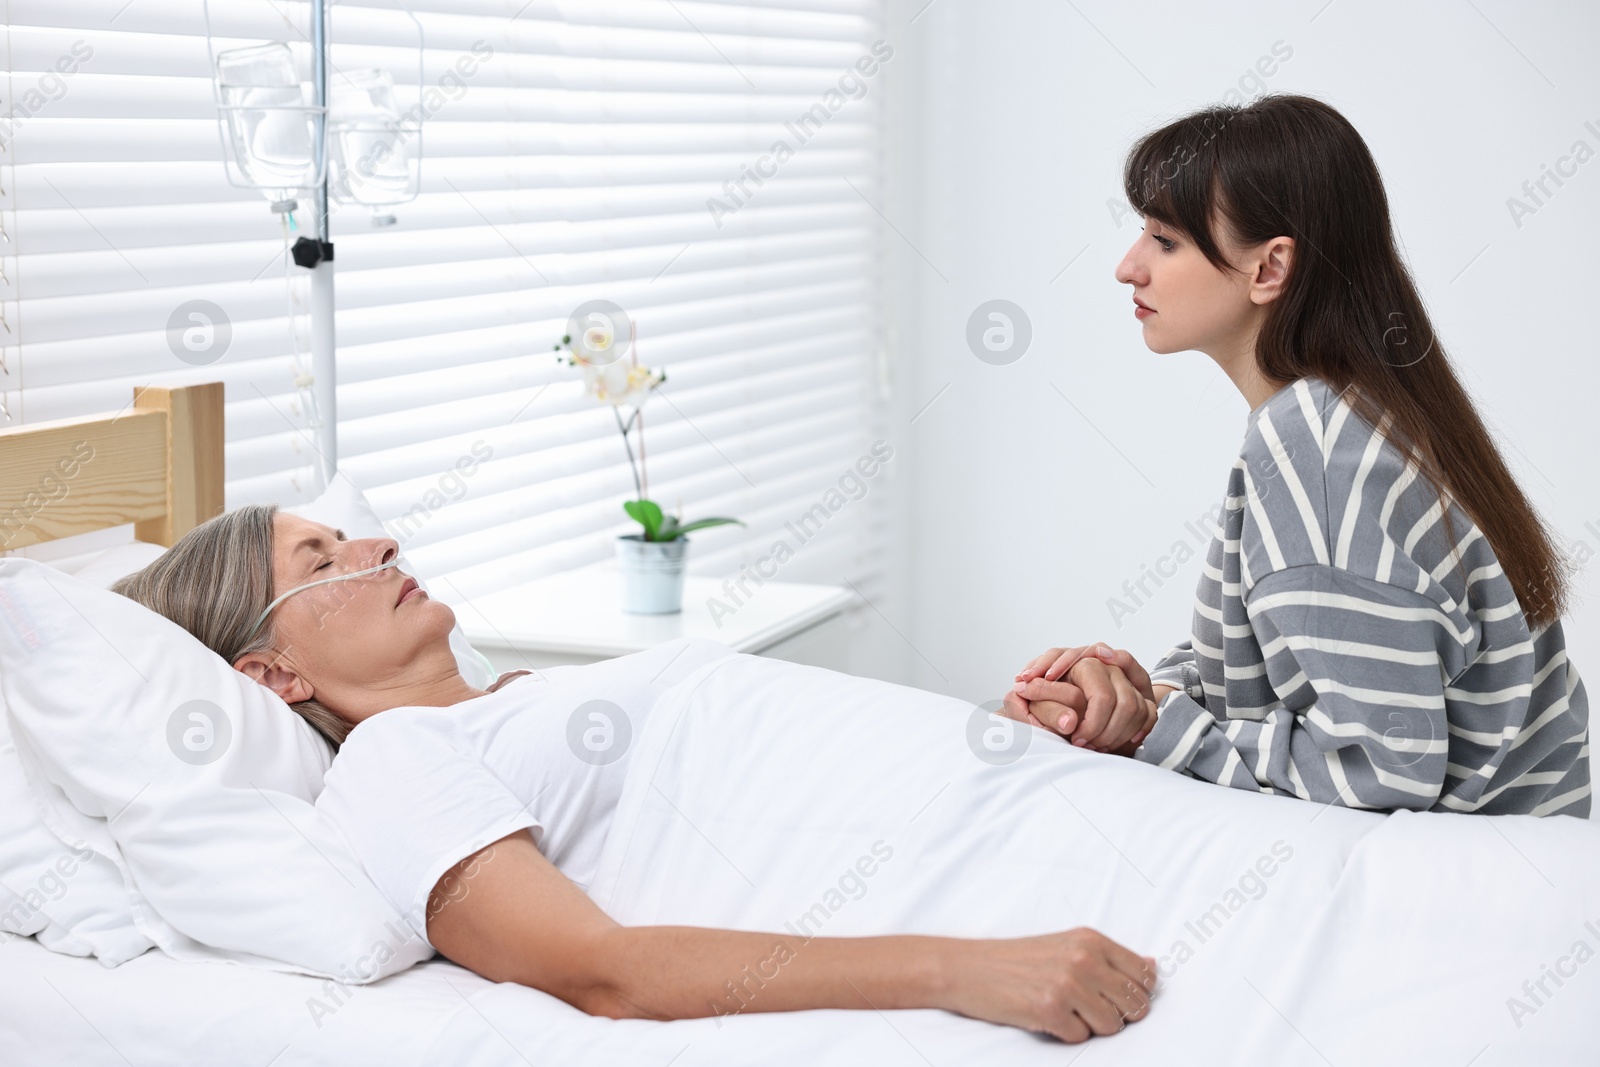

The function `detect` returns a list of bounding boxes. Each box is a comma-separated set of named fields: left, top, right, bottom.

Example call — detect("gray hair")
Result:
left=112, top=505, right=353, bottom=749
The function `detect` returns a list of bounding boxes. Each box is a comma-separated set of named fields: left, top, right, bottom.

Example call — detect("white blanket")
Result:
left=8, top=649, right=1598, bottom=1065
left=543, top=651, right=1598, bottom=1065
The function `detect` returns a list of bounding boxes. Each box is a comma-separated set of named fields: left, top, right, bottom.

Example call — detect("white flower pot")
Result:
left=616, top=534, right=689, bottom=614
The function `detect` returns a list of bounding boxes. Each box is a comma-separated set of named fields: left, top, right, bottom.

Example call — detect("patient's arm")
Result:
left=426, top=830, right=1157, bottom=1043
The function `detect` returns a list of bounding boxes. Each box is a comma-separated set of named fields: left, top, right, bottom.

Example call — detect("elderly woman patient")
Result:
left=114, top=505, right=1157, bottom=1045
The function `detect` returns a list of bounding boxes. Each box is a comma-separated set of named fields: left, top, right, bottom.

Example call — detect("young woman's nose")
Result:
left=1114, top=240, right=1146, bottom=286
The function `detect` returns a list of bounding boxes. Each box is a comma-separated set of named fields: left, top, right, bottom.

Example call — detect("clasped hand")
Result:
left=1001, top=644, right=1172, bottom=757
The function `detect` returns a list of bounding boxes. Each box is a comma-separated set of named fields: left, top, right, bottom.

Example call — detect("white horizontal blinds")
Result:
left=2, top=1, right=331, bottom=506
left=3, top=0, right=890, bottom=601
left=321, top=0, right=890, bottom=602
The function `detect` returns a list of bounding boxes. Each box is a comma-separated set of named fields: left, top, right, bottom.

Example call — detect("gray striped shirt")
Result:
left=1138, top=377, right=1590, bottom=817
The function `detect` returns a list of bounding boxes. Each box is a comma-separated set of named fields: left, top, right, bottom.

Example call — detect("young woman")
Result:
left=1006, top=93, right=1588, bottom=817
left=115, top=507, right=1157, bottom=1044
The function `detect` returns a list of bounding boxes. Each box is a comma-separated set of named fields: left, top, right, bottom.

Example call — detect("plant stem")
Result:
left=613, top=405, right=643, bottom=501
left=638, top=407, right=648, bottom=499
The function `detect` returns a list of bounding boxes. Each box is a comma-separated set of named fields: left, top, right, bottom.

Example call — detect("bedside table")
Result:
left=450, top=565, right=856, bottom=674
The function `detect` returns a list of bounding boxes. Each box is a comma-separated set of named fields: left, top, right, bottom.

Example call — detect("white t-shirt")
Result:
left=315, top=638, right=733, bottom=945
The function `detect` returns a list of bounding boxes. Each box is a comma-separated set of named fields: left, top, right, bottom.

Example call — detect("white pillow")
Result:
left=67, top=540, right=167, bottom=590
left=1, top=542, right=165, bottom=966
left=0, top=558, right=431, bottom=980
left=287, top=476, right=496, bottom=689
left=0, top=711, right=153, bottom=965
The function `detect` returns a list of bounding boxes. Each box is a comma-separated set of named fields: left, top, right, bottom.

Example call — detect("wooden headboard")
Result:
left=0, top=383, right=224, bottom=550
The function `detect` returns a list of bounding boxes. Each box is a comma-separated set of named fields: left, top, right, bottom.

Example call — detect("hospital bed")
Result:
left=2, top=385, right=1598, bottom=1066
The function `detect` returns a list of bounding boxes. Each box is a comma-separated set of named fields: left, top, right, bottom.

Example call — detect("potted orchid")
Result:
left=555, top=302, right=743, bottom=614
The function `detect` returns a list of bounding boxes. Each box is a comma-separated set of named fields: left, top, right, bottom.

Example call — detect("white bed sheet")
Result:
left=0, top=934, right=497, bottom=1066
left=5, top=647, right=1597, bottom=1066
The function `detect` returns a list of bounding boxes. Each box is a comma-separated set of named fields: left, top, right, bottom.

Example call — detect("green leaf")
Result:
left=672, top=517, right=745, bottom=537
left=623, top=498, right=664, bottom=540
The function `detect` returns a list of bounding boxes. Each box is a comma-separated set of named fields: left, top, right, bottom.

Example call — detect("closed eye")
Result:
left=1151, top=234, right=1175, bottom=251
left=297, top=529, right=348, bottom=579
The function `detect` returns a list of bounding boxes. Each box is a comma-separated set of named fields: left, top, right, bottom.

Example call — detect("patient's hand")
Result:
left=945, top=927, right=1156, bottom=1042
left=1000, top=688, right=1076, bottom=734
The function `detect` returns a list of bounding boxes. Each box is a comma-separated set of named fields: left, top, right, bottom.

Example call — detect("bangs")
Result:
left=1122, top=105, right=1238, bottom=269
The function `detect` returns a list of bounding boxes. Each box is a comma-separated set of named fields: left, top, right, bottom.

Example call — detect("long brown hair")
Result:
left=1123, top=92, right=1568, bottom=627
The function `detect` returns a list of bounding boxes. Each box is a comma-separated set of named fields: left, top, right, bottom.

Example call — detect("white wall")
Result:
left=866, top=0, right=1600, bottom=704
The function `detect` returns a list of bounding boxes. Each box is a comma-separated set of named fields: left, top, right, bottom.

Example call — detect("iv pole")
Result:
left=308, top=0, right=337, bottom=485
left=206, top=0, right=424, bottom=490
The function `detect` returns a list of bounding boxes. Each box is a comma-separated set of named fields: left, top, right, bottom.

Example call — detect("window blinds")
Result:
left=3, top=0, right=889, bottom=603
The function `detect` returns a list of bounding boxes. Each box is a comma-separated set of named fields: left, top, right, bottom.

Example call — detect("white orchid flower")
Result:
left=580, top=360, right=664, bottom=408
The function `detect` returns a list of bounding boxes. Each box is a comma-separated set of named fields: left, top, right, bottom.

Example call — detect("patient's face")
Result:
left=1114, top=214, right=1262, bottom=358
left=265, top=514, right=456, bottom=700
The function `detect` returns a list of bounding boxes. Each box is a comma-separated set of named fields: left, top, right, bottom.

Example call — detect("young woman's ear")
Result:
left=233, top=650, right=315, bottom=704
left=1250, top=236, right=1295, bottom=305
